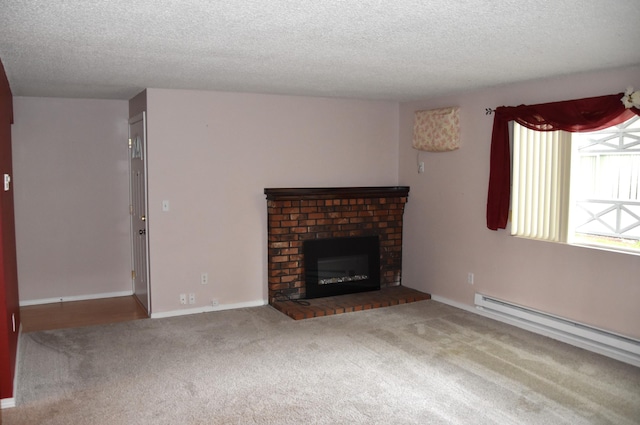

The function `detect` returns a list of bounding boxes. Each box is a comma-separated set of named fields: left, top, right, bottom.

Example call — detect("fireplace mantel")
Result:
left=264, top=186, right=410, bottom=305
left=265, top=186, right=410, bottom=201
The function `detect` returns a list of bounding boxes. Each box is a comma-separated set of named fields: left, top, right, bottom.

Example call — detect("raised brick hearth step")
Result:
left=271, top=286, right=431, bottom=320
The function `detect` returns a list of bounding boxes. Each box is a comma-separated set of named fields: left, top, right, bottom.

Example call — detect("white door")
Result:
left=129, top=112, right=150, bottom=313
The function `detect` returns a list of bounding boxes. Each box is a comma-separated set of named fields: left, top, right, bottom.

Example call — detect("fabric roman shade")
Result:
left=413, top=107, right=460, bottom=152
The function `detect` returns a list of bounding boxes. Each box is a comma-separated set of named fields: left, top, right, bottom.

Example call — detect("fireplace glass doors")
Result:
left=304, top=235, right=380, bottom=299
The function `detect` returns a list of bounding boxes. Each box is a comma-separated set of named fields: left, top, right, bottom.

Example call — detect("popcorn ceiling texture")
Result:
left=0, top=0, right=639, bottom=100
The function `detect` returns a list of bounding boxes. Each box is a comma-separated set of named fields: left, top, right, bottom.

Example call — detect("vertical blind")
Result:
left=510, top=123, right=572, bottom=242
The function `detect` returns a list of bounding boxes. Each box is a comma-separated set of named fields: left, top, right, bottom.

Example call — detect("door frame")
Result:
left=128, top=112, right=151, bottom=314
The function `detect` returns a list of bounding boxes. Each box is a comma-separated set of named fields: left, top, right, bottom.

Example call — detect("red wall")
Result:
left=0, top=57, right=19, bottom=401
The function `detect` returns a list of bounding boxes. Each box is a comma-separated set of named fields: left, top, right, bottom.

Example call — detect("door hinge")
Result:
left=131, top=270, right=136, bottom=280
left=129, top=204, right=134, bottom=215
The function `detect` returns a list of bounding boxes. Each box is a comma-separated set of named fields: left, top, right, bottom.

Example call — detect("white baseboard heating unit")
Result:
left=474, top=293, right=640, bottom=368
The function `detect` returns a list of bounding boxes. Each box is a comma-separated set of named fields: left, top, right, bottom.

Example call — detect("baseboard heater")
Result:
left=474, top=293, right=640, bottom=367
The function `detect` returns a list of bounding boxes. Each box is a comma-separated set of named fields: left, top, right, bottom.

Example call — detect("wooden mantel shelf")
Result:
left=264, top=186, right=410, bottom=200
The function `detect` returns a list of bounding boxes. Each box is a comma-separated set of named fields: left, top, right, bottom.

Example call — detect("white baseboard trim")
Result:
left=430, top=295, right=479, bottom=314
left=1, top=397, right=16, bottom=409
left=150, top=299, right=268, bottom=319
left=20, top=290, right=134, bottom=307
left=431, top=295, right=640, bottom=368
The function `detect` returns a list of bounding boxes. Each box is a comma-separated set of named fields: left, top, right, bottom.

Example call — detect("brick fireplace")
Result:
left=264, top=186, right=411, bottom=306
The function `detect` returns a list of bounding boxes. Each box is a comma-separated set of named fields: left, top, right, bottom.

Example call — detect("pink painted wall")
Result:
left=145, top=89, right=399, bottom=313
left=12, top=97, right=132, bottom=302
left=399, top=65, right=640, bottom=339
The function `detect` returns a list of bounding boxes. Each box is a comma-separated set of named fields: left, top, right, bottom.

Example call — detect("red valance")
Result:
left=487, top=93, right=640, bottom=230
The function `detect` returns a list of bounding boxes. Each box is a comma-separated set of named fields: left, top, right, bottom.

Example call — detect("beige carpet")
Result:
left=4, top=300, right=640, bottom=424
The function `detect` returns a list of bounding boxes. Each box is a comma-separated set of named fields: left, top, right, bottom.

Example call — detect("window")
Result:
left=510, top=116, right=640, bottom=254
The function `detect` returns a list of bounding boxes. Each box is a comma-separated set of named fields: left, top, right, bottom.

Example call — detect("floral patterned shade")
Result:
left=412, top=107, right=460, bottom=152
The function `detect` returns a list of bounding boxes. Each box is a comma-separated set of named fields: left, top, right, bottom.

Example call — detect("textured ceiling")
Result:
left=1, top=0, right=639, bottom=101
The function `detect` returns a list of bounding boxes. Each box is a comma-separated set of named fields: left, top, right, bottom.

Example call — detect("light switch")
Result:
left=162, top=200, right=170, bottom=212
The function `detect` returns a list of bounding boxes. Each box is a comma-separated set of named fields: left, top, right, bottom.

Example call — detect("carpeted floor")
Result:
left=4, top=300, right=640, bottom=424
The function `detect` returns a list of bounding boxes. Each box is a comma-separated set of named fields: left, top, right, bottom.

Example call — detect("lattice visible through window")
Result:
left=571, top=116, right=640, bottom=249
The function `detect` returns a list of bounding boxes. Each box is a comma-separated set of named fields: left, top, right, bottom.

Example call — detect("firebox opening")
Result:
left=304, top=235, right=380, bottom=299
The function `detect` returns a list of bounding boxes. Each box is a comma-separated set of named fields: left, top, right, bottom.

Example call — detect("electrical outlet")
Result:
left=189, top=293, right=196, bottom=304
left=467, top=272, right=474, bottom=285
left=201, top=272, right=208, bottom=285
left=211, top=298, right=219, bottom=307
left=179, top=293, right=187, bottom=304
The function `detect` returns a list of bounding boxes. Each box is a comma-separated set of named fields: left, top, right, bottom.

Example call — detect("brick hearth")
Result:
left=272, top=285, right=431, bottom=320
left=264, top=186, right=429, bottom=317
